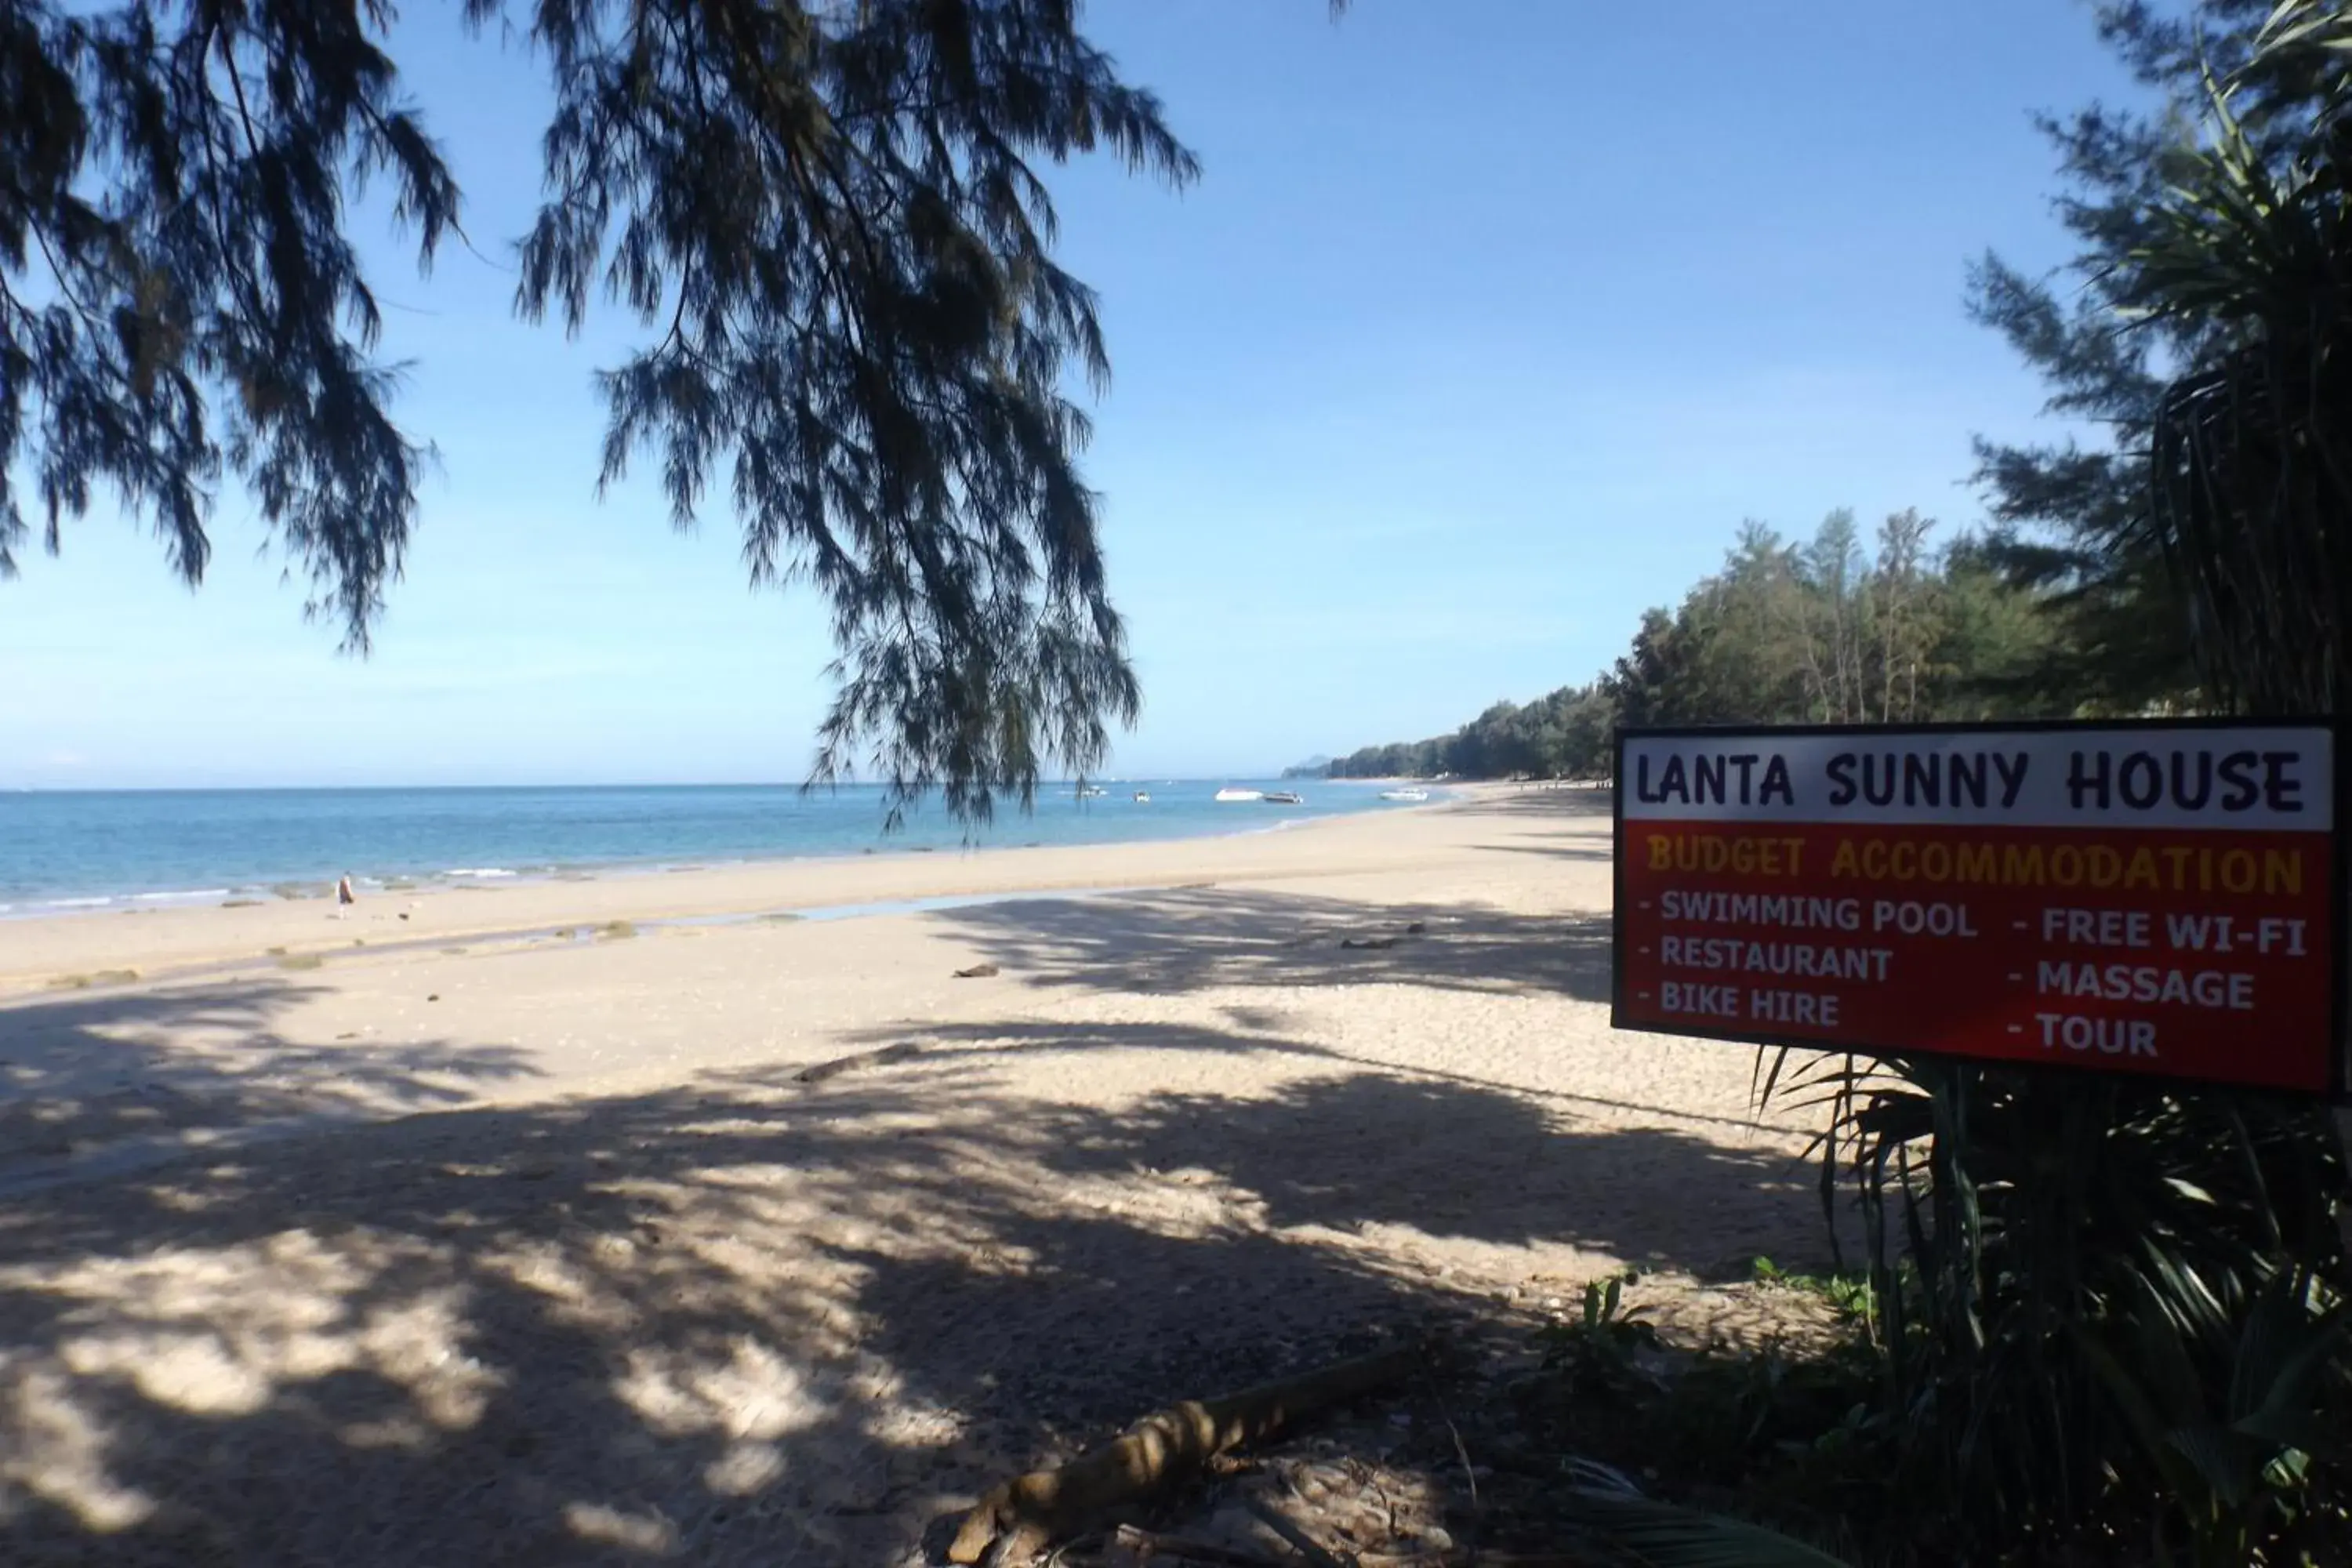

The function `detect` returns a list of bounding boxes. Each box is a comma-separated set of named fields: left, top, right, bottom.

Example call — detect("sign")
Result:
left=1612, top=720, right=2344, bottom=1095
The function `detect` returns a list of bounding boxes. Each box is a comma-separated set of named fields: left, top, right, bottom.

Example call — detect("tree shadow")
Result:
left=0, top=980, right=542, bottom=1189
left=822, top=1013, right=1811, bottom=1142
left=1443, top=787, right=1617, bottom=861
left=0, top=1021, right=1824, bottom=1566
left=1022, top=1065, right=1809, bottom=1264
left=927, top=888, right=1615, bottom=1002
left=1469, top=840, right=1616, bottom=862
left=1437, top=789, right=1615, bottom=822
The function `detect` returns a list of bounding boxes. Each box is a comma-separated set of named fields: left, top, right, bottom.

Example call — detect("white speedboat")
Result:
left=1133, top=790, right=1151, bottom=803
left=1262, top=790, right=1304, bottom=805
left=1076, top=785, right=1108, bottom=800
left=1379, top=787, right=1430, bottom=803
left=1213, top=787, right=1263, bottom=803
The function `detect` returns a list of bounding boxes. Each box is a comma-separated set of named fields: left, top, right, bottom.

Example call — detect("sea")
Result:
left=0, top=780, right=1423, bottom=916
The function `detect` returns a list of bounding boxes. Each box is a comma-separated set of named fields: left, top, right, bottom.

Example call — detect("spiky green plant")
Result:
left=1555, top=1459, right=1860, bottom=1568
left=1759, top=1047, right=2351, bottom=1562
left=2130, top=2, right=2352, bottom=714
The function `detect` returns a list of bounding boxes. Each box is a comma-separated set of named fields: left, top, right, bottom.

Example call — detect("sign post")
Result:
left=1612, top=720, right=2344, bottom=1096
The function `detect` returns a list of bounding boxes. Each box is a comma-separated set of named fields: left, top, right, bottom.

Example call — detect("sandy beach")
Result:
left=0, top=788, right=1831, bottom=1564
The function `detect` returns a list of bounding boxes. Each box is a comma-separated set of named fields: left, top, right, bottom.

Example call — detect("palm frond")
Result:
left=1555, top=1461, right=1857, bottom=1568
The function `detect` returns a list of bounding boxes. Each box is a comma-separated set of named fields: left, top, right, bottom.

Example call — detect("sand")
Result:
left=0, top=789, right=1833, bottom=1565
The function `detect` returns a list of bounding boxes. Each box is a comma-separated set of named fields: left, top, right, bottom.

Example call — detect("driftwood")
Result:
left=948, top=1340, right=1428, bottom=1564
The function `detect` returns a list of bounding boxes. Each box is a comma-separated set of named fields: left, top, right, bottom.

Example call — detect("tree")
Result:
left=1693, top=521, right=1811, bottom=723
left=1551, top=684, right=1616, bottom=779
left=1590, top=510, right=2024, bottom=735
left=1790, top=509, right=1867, bottom=722
left=1605, top=607, right=1704, bottom=730
left=1869, top=507, right=1933, bottom=721
left=2133, top=1, right=2352, bottom=713
left=1964, top=0, right=2345, bottom=714
left=1929, top=530, right=2071, bottom=719
left=0, top=0, right=1203, bottom=820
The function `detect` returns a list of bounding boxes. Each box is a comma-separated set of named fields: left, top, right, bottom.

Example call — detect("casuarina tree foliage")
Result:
left=0, top=0, right=1203, bottom=819
left=1965, top=0, right=2347, bottom=715
left=1324, top=509, right=2064, bottom=780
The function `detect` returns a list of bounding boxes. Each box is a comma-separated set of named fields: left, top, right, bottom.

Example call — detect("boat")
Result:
left=1262, top=790, right=1304, bottom=805
left=1076, top=785, right=1108, bottom=800
left=1133, top=790, right=1151, bottom=803
left=1379, top=787, right=1430, bottom=803
left=1213, top=787, right=1263, bottom=803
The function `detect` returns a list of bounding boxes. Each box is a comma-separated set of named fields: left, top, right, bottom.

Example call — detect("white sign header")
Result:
left=1621, top=726, right=2333, bottom=832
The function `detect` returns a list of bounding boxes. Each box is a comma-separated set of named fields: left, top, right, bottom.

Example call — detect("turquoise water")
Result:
left=0, top=781, right=1419, bottom=914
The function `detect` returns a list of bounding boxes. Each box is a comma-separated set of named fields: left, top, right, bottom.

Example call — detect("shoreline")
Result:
left=0, top=782, right=1445, bottom=924
left=0, top=789, right=1510, bottom=1000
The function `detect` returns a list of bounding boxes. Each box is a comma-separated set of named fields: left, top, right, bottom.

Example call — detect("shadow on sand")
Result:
left=0, top=979, right=540, bottom=1188
left=1437, top=787, right=1614, bottom=820
left=926, top=887, right=1616, bottom=1003
left=0, top=1014, right=1820, bottom=1566
left=1438, top=785, right=1618, bottom=862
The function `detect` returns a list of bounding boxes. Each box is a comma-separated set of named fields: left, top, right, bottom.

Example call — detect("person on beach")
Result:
left=336, top=874, right=356, bottom=916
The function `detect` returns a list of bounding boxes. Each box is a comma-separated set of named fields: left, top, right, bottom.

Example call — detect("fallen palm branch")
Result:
left=948, top=1339, right=1433, bottom=1564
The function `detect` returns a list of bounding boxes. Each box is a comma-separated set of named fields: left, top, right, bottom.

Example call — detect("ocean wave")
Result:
left=444, top=867, right=517, bottom=878
left=131, top=888, right=231, bottom=902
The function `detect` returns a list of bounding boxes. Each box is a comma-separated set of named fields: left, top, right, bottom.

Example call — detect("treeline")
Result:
left=1323, top=506, right=2098, bottom=781
left=1324, top=684, right=1615, bottom=781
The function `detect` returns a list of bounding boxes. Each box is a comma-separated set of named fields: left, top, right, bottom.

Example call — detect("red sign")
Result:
left=1613, top=721, right=2344, bottom=1095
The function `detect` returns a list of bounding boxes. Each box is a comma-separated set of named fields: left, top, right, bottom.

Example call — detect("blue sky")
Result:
left=0, top=2, right=2132, bottom=788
